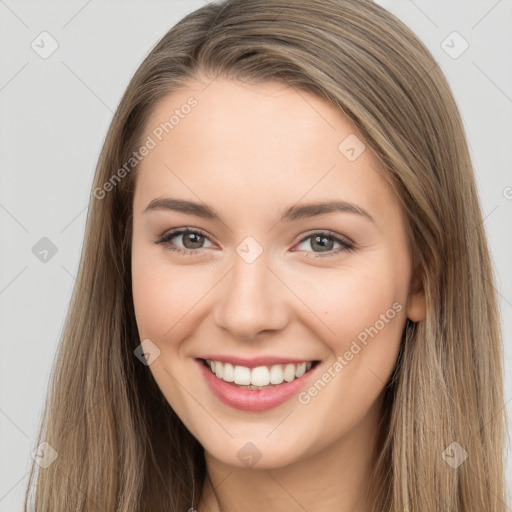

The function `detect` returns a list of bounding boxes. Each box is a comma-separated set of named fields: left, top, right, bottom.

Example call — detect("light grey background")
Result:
left=1, top=1, right=511, bottom=510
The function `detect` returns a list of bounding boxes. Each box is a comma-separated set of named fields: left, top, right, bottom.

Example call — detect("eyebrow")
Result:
left=143, top=198, right=375, bottom=223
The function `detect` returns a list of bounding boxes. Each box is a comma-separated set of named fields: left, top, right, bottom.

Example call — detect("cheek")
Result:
left=131, top=235, right=202, bottom=338
left=298, top=260, right=408, bottom=352
left=132, top=267, right=195, bottom=342
left=291, top=251, right=411, bottom=417
left=292, top=263, right=408, bottom=451
left=132, top=263, right=170, bottom=339
left=131, top=248, right=206, bottom=426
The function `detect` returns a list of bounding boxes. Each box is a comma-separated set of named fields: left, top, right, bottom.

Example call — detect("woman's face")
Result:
left=131, top=78, right=425, bottom=469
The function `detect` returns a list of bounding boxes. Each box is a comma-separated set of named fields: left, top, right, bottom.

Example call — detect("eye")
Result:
left=294, top=231, right=355, bottom=258
left=154, top=228, right=355, bottom=258
left=154, top=227, right=214, bottom=255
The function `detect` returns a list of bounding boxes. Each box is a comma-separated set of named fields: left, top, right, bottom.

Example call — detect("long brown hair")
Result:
left=24, top=0, right=508, bottom=510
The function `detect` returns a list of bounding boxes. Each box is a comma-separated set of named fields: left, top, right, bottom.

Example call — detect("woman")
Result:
left=24, top=0, right=508, bottom=511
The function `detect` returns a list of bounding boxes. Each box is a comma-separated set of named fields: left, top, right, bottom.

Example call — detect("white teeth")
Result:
left=295, top=362, right=306, bottom=378
left=206, top=359, right=315, bottom=387
left=233, top=365, right=251, bottom=385
left=283, top=364, right=296, bottom=382
left=251, top=366, right=270, bottom=386
left=269, top=365, right=284, bottom=384
left=223, top=362, right=234, bottom=382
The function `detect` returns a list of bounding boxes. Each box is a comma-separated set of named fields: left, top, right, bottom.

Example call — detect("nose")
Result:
left=212, top=252, right=291, bottom=341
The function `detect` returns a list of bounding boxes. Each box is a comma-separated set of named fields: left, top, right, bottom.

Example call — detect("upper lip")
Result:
left=198, top=355, right=319, bottom=368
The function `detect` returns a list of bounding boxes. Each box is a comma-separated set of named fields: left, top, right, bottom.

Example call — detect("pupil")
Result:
left=184, top=232, right=203, bottom=249
left=313, top=235, right=333, bottom=252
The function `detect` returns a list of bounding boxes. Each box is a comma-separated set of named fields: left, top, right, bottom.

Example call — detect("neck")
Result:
left=197, top=394, right=385, bottom=512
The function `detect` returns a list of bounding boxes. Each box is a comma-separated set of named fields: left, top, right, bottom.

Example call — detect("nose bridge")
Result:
left=213, top=245, right=289, bottom=339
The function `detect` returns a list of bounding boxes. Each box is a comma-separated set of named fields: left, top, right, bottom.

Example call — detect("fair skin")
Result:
left=131, top=77, right=425, bottom=512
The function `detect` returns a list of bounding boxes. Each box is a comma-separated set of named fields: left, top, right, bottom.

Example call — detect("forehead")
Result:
left=134, top=78, right=397, bottom=225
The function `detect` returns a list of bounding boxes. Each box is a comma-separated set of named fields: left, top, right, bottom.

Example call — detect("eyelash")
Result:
left=154, top=227, right=355, bottom=258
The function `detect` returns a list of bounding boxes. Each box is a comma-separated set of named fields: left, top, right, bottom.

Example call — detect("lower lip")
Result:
left=197, top=359, right=318, bottom=412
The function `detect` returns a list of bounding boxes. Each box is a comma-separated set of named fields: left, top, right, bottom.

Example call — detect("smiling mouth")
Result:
left=200, top=358, right=320, bottom=390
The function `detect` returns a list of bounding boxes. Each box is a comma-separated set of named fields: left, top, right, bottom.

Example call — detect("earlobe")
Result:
left=407, top=288, right=426, bottom=322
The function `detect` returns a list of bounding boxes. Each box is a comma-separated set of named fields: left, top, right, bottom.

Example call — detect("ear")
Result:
left=407, top=272, right=426, bottom=322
